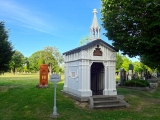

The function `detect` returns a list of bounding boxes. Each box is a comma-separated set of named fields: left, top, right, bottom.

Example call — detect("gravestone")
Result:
left=128, top=64, right=134, bottom=80
left=142, top=71, right=144, bottom=79
left=120, top=68, right=126, bottom=86
left=135, top=72, right=138, bottom=79
left=38, top=64, right=48, bottom=88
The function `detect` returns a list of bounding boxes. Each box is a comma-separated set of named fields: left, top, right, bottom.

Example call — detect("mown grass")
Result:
left=0, top=73, right=160, bottom=120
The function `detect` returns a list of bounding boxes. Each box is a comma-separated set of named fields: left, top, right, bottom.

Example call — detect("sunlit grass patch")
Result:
left=0, top=74, right=160, bottom=120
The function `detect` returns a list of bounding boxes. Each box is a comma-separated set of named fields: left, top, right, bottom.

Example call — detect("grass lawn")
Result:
left=0, top=74, right=160, bottom=120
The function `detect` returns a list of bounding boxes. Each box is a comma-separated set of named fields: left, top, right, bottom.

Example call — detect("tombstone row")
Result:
left=119, top=64, right=157, bottom=86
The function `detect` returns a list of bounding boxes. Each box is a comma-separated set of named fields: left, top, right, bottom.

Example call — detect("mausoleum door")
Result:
left=91, top=62, right=104, bottom=95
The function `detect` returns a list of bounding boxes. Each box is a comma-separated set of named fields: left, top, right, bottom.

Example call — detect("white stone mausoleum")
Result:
left=62, top=9, right=118, bottom=101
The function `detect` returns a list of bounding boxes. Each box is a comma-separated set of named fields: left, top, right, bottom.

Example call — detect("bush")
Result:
left=124, top=79, right=150, bottom=87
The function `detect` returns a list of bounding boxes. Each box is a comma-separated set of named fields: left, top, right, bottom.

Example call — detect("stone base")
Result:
left=103, top=89, right=117, bottom=95
left=37, top=84, right=48, bottom=88
left=63, top=86, right=68, bottom=91
left=78, top=89, right=92, bottom=97
left=61, top=90, right=89, bottom=102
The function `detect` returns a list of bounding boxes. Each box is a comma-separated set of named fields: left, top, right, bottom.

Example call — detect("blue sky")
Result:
left=0, top=0, right=138, bottom=61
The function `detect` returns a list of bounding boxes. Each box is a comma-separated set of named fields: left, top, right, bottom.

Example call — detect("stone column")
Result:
left=103, top=61, right=117, bottom=95
left=108, top=66, right=117, bottom=95
left=103, top=62, right=108, bottom=95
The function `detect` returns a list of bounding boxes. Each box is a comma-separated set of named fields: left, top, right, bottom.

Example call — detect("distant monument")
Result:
left=128, top=64, right=134, bottom=80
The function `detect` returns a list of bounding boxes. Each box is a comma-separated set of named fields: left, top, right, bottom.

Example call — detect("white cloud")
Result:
left=0, top=0, right=62, bottom=37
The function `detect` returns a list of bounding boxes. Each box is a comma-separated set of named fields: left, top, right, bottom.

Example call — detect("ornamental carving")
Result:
left=93, top=45, right=102, bottom=56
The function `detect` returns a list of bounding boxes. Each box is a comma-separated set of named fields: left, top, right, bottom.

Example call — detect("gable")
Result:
left=63, top=39, right=118, bottom=56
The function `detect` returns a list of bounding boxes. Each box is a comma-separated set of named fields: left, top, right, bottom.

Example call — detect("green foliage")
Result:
left=101, top=0, right=160, bottom=70
left=1, top=74, right=160, bottom=119
left=28, top=51, right=42, bottom=72
left=9, top=50, right=24, bottom=74
left=27, top=46, right=63, bottom=74
left=124, top=79, right=150, bottom=87
left=132, top=61, right=143, bottom=73
left=121, top=56, right=131, bottom=72
left=116, top=53, right=123, bottom=72
left=42, top=46, right=63, bottom=74
left=141, top=55, right=160, bottom=71
left=79, top=35, right=89, bottom=46
left=0, top=21, right=14, bottom=73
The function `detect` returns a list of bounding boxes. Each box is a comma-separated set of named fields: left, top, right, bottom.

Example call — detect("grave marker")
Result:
left=128, top=64, right=134, bottom=80
left=38, top=64, right=48, bottom=87
left=50, top=74, right=61, bottom=118
left=120, top=68, right=126, bottom=86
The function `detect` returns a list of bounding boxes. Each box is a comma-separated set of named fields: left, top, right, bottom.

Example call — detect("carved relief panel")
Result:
left=93, top=45, right=102, bottom=56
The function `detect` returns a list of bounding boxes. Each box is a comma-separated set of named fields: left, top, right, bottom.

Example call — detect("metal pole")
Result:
left=51, top=82, right=59, bottom=118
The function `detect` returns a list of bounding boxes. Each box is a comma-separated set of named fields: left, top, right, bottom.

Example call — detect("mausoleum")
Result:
left=62, top=9, right=118, bottom=101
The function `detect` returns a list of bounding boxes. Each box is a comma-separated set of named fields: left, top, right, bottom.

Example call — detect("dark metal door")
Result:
left=91, top=63, right=104, bottom=95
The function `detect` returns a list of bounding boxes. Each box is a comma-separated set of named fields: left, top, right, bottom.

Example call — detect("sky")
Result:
left=0, top=0, right=138, bottom=61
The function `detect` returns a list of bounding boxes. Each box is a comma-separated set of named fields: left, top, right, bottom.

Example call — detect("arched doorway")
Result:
left=91, top=62, right=104, bottom=95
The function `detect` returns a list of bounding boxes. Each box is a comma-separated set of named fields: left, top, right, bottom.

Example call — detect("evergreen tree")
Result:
left=0, top=21, right=14, bottom=73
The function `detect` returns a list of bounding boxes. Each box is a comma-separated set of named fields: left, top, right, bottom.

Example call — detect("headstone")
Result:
left=128, top=64, right=134, bottom=80
left=135, top=72, right=138, bottom=79
left=120, top=68, right=126, bottom=86
left=140, top=71, right=142, bottom=79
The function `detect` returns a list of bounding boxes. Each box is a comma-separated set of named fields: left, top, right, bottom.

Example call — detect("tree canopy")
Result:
left=27, top=46, right=63, bottom=74
left=79, top=35, right=89, bottom=46
left=101, top=0, right=160, bottom=70
left=116, top=53, right=123, bottom=72
left=0, top=21, right=14, bottom=73
left=10, top=50, right=24, bottom=74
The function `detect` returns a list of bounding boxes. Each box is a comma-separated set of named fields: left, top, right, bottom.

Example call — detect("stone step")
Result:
left=93, top=97, right=117, bottom=101
left=94, top=100, right=120, bottom=105
left=92, top=95, right=117, bottom=99
left=92, top=95, right=118, bottom=101
left=89, top=95, right=129, bottom=109
left=94, top=103, right=126, bottom=108
left=94, top=100, right=119, bottom=103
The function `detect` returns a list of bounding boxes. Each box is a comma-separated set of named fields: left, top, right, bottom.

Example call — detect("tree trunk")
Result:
left=13, top=67, right=16, bottom=75
left=49, top=65, right=52, bottom=75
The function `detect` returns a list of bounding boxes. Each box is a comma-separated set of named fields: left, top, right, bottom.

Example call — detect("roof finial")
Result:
left=93, top=9, right=97, bottom=15
left=90, top=9, right=100, bottom=41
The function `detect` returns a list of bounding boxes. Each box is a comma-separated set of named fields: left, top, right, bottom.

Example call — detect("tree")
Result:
left=141, top=55, right=160, bottom=71
left=0, top=21, right=14, bottom=74
left=116, top=53, right=123, bottom=74
left=121, top=56, right=131, bottom=72
left=10, top=50, right=24, bottom=74
left=42, top=46, right=63, bottom=75
left=16, top=57, right=29, bottom=73
left=79, top=35, right=89, bottom=46
left=101, top=0, right=160, bottom=68
left=132, top=61, right=143, bottom=73
left=28, top=51, right=42, bottom=72
left=28, top=47, right=63, bottom=74
left=41, top=47, right=57, bottom=75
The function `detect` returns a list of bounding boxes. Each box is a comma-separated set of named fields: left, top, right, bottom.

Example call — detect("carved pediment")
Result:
left=93, top=45, right=102, bottom=56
